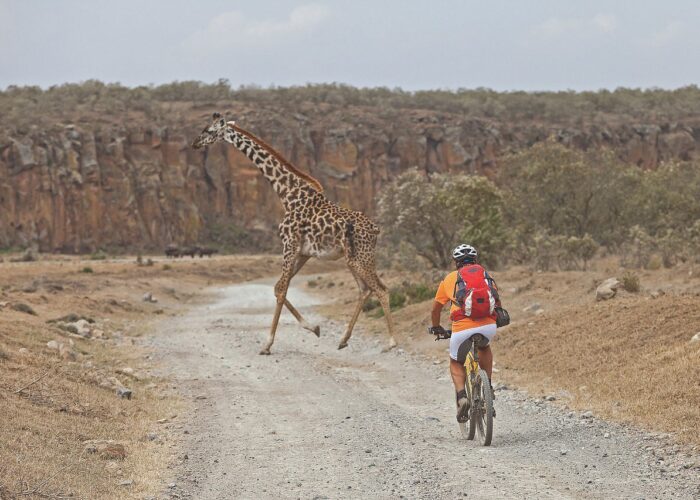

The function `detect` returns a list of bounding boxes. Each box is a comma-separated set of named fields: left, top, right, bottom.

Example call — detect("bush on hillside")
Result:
left=377, top=169, right=508, bottom=268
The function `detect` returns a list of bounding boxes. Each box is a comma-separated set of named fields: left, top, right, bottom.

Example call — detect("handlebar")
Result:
left=427, top=327, right=452, bottom=340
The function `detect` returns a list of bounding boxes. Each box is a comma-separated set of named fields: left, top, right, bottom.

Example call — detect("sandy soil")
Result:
left=149, top=278, right=700, bottom=499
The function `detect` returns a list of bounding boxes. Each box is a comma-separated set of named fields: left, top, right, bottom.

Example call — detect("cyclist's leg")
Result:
left=474, top=324, right=498, bottom=381
left=477, top=344, right=493, bottom=380
left=449, top=358, right=467, bottom=394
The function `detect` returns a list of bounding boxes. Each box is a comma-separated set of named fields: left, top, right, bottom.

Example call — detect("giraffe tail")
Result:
left=344, top=221, right=356, bottom=258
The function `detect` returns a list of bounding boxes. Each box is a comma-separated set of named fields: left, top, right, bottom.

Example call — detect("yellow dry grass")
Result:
left=495, top=295, right=700, bottom=446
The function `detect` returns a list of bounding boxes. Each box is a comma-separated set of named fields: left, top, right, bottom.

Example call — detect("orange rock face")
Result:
left=0, top=104, right=698, bottom=252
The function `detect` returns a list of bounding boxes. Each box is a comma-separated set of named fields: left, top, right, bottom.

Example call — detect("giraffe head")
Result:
left=191, top=112, right=231, bottom=149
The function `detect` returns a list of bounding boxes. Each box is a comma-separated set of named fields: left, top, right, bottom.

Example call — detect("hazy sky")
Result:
left=1, top=0, right=699, bottom=91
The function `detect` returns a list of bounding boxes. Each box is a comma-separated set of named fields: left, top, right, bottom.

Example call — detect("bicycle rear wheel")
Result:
left=471, top=369, right=493, bottom=446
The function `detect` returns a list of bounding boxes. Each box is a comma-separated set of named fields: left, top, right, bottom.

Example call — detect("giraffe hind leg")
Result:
left=341, top=260, right=398, bottom=352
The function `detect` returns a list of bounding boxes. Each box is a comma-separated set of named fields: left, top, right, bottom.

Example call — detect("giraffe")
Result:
left=191, top=113, right=398, bottom=354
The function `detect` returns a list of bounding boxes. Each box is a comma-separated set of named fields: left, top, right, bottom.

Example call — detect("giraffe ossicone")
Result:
left=192, top=112, right=398, bottom=354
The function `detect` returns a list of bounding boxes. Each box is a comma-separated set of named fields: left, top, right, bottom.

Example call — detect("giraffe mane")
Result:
left=229, top=123, right=324, bottom=193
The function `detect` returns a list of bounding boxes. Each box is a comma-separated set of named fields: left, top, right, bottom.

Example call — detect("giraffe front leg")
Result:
left=260, top=242, right=298, bottom=355
left=281, top=254, right=320, bottom=337
left=260, top=293, right=285, bottom=355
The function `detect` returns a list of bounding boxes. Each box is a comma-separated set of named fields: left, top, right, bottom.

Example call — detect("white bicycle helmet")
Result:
left=452, top=244, right=478, bottom=262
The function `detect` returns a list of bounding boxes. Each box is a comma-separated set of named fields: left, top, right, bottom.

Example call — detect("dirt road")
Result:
left=150, top=280, right=699, bottom=499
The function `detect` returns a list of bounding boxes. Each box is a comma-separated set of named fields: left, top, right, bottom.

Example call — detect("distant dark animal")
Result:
left=181, top=246, right=200, bottom=258
left=198, top=247, right=218, bottom=258
left=164, top=245, right=180, bottom=258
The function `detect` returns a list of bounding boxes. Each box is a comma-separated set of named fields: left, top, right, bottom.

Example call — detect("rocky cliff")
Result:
left=1, top=101, right=699, bottom=252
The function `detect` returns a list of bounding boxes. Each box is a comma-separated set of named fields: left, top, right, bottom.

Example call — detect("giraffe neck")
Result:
left=223, top=125, right=322, bottom=206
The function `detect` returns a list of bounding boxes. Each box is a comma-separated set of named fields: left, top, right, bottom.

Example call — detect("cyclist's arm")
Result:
left=431, top=300, right=443, bottom=327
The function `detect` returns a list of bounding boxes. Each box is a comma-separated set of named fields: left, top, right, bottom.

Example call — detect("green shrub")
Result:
left=362, top=298, right=380, bottom=312
left=80, top=266, right=93, bottom=273
left=89, top=251, right=107, bottom=260
left=403, top=283, right=437, bottom=303
left=378, top=169, right=507, bottom=268
left=622, top=271, right=641, bottom=293
left=389, top=290, right=407, bottom=309
left=162, top=264, right=172, bottom=271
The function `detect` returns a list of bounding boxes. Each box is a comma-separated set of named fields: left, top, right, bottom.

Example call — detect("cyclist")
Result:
left=429, top=244, right=504, bottom=422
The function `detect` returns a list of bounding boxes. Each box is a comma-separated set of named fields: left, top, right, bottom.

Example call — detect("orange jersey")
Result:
left=435, top=270, right=496, bottom=333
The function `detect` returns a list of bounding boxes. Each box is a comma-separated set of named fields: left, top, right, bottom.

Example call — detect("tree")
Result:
left=377, top=169, right=507, bottom=268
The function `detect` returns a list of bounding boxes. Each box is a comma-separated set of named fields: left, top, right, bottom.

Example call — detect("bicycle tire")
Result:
left=459, top=381, right=474, bottom=440
left=467, top=374, right=478, bottom=440
left=474, top=369, right=493, bottom=446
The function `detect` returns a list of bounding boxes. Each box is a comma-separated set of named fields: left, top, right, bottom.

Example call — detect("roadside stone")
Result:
left=117, top=479, right=132, bottom=486
left=117, top=386, right=133, bottom=400
left=522, top=303, right=542, bottom=313
left=12, top=302, right=37, bottom=315
left=582, top=411, right=594, bottom=419
left=47, top=340, right=60, bottom=350
left=142, top=292, right=157, bottom=303
left=545, top=395, right=556, bottom=401
left=690, top=332, right=700, bottom=344
left=56, top=322, right=79, bottom=335
left=0, top=301, right=8, bottom=308
left=18, top=347, right=29, bottom=355
left=596, top=278, right=621, bottom=301
left=604, top=432, right=611, bottom=438
left=146, top=432, right=159, bottom=441
left=74, top=319, right=92, bottom=337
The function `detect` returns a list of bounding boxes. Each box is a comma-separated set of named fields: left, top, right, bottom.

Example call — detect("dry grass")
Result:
left=495, top=295, right=700, bottom=445
left=0, top=254, right=280, bottom=499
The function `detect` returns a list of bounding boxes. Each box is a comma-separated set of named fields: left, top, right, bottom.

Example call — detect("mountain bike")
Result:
left=428, top=328, right=494, bottom=446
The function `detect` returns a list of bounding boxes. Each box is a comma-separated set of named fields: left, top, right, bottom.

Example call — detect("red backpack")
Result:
left=450, top=264, right=496, bottom=321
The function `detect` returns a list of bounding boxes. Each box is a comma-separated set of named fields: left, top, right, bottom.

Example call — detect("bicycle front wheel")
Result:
left=471, top=369, right=493, bottom=446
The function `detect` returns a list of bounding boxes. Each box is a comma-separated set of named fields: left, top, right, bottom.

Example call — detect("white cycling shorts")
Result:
left=449, top=323, right=498, bottom=362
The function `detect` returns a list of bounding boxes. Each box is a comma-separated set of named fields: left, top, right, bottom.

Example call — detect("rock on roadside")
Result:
left=596, top=278, right=621, bottom=301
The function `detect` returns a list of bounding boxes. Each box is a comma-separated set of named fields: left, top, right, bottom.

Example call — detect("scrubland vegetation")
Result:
left=378, top=142, right=700, bottom=271
left=5, top=80, right=700, bottom=124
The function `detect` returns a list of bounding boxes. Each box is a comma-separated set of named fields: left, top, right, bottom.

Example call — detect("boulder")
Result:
left=596, top=278, right=621, bottom=301
left=691, top=332, right=700, bottom=344
left=74, top=319, right=92, bottom=337
left=12, top=303, right=37, bottom=315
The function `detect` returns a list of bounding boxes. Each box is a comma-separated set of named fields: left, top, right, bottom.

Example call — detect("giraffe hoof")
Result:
left=259, top=348, right=271, bottom=356
left=337, top=342, right=348, bottom=350
left=312, top=325, right=321, bottom=337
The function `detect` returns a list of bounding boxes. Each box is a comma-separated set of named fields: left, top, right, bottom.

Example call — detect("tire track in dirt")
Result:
left=149, top=281, right=699, bottom=499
